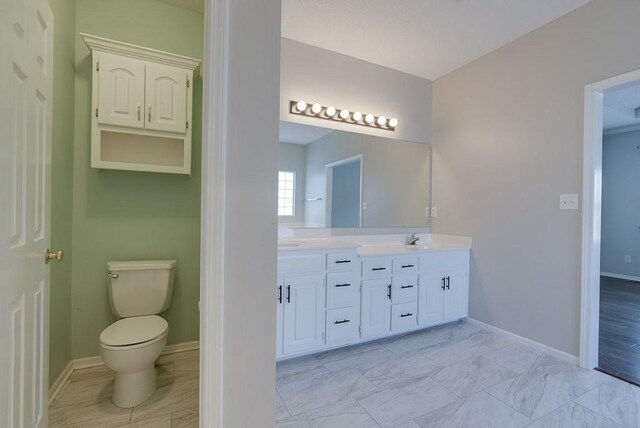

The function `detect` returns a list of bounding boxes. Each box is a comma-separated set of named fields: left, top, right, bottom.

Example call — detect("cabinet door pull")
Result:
left=148, top=104, right=152, bottom=122
left=278, top=285, right=282, bottom=304
left=335, top=283, right=351, bottom=288
left=286, top=285, right=291, bottom=303
left=401, top=264, right=414, bottom=268
left=334, top=319, right=351, bottom=324
left=400, top=313, right=413, bottom=318
left=137, top=102, right=141, bottom=121
left=401, top=285, right=414, bottom=289
left=441, top=277, right=446, bottom=291
left=387, top=284, right=392, bottom=300
left=372, top=267, right=387, bottom=271
left=446, top=276, right=451, bottom=290
left=335, top=260, right=351, bottom=264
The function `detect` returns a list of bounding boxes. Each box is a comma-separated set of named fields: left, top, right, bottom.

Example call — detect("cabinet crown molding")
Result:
left=81, top=33, right=201, bottom=76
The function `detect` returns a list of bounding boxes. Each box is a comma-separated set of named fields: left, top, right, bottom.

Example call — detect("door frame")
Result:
left=200, top=0, right=227, bottom=425
left=580, top=67, right=640, bottom=369
left=324, top=154, right=363, bottom=228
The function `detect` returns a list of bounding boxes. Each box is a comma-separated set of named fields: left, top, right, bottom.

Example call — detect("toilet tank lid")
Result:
left=107, top=260, right=177, bottom=271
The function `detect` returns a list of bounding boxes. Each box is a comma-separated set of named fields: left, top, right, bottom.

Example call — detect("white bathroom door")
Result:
left=1, top=0, right=54, bottom=426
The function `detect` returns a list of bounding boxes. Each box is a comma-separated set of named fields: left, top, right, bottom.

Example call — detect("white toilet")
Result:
left=100, top=260, right=176, bottom=408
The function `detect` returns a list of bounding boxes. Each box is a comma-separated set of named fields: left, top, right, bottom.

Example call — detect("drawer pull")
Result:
left=372, top=267, right=387, bottom=271
left=335, top=260, right=352, bottom=264
left=401, top=264, right=415, bottom=268
left=400, top=313, right=413, bottom=318
left=400, top=285, right=414, bottom=289
left=335, top=283, right=351, bottom=288
left=334, top=319, right=351, bottom=325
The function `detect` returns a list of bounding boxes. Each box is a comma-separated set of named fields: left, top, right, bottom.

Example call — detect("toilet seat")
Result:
left=100, top=315, right=168, bottom=347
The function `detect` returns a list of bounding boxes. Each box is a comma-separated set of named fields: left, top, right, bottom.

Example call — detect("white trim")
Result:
left=48, top=361, right=73, bottom=406
left=80, top=33, right=201, bottom=75
left=603, top=123, right=640, bottom=136
left=581, top=68, right=640, bottom=370
left=200, top=0, right=227, bottom=426
left=72, top=355, right=104, bottom=370
left=465, top=318, right=578, bottom=364
left=601, top=272, right=640, bottom=283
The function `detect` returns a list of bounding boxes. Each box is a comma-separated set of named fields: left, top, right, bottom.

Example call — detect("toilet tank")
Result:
left=107, top=260, right=176, bottom=318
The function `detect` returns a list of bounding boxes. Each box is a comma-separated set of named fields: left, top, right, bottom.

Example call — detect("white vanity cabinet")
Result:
left=82, top=33, right=200, bottom=175
left=282, top=274, right=325, bottom=354
left=418, top=250, right=470, bottom=326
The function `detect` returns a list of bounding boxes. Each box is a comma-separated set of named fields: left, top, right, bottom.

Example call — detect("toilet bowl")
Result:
left=100, top=315, right=168, bottom=407
left=100, top=260, right=176, bottom=408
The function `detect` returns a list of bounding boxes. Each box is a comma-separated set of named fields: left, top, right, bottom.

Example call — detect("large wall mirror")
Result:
left=278, top=121, right=432, bottom=229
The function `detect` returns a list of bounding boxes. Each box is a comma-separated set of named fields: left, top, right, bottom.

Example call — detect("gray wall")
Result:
left=432, top=0, right=640, bottom=356
left=331, top=160, right=361, bottom=228
left=601, top=130, right=640, bottom=279
left=305, top=131, right=430, bottom=228
left=278, top=143, right=307, bottom=226
left=281, top=38, right=433, bottom=144
left=222, top=0, right=280, bottom=425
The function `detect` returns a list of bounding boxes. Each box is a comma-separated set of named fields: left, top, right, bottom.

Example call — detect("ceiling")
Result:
left=282, top=0, right=592, bottom=80
left=280, top=122, right=334, bottom=145
left=604, top=83, right=640, bottom=132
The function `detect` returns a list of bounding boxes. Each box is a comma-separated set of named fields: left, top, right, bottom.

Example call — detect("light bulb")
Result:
left=388, top=118, right=398, bottom=128
left=364, top=113, right=374, bottom=124
left=326, top=106, right=336, bottom=117
left=311, top=103, right=322, bottom=114
left=339, top=109, right=350, bottom=120
left=352, top=111, right=363, bottom=122
left=296, top=100, right=307, bottom=112
left=377, top=116, right=387, bottom=126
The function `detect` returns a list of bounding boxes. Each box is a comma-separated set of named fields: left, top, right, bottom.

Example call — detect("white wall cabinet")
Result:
left=277, top=247, right=469, bottom=360
left=82, top=33, right=200, bottom=175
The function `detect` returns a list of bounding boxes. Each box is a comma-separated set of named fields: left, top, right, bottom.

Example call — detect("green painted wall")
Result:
left=49, top=0, right=76, bottom=387
left=71, top=0, right=203, bottom=358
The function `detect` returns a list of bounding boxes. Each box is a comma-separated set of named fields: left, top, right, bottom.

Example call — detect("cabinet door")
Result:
left=360, top=279, right=391, bottom=338
left=283, top=274, right=325, bottom=354
left=276, top=279, right=284, bottom=357
left=418, top=273, right=445, bottom=326
left=443, top=269, right=469, bottom=321
left=145, top=63, right=187, bottom=133
left=98, top=52, right=145, bottom=129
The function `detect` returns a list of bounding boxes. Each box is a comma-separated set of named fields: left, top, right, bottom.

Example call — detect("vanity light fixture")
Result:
left=290, top=100, right=397, bottom=131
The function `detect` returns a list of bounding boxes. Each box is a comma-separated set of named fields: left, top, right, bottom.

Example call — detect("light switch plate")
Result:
left=559, top=194, right=579, bottom=210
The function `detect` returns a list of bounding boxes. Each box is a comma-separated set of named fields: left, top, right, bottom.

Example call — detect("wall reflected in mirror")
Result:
left=278, top=121, right=432, bottom=229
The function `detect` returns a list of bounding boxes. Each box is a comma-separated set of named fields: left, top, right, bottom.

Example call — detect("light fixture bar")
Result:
left=289, top=100, right=397, bottom=131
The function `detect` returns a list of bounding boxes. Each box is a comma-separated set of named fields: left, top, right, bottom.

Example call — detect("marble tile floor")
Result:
left=48, top=349, right=199, bottom=427
left=276, top=320, right=640, bottom=428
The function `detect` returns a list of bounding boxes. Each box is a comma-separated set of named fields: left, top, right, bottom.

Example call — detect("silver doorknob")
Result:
left=45, top=249, right=64, bottom=264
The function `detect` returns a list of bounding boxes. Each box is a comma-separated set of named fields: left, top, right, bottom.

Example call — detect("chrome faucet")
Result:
left=405, top=233, right=419, bottom=246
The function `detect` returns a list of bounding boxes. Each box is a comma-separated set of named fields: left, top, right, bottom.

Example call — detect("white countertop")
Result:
left=278, top=233, right=471, bottom=256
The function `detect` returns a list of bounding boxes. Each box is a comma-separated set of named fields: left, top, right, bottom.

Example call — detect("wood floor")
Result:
left=598, top=275, right=640, bottom=385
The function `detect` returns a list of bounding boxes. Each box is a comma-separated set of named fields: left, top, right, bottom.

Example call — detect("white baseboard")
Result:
left=601, top=272, right=640, bottom=283
left=48, top=341, right=200, bottom=406
left=48, top=360, right=73, bottom=406
left=465, top=318, right=579, bottom=365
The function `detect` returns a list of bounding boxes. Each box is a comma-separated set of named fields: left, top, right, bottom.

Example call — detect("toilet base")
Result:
left=112, top=365, right=157, bottom=408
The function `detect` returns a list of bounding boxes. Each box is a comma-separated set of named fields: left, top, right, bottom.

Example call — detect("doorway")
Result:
left=325, top=155, right=363, bottom=228
left=581, top=69, right=640, bottom=384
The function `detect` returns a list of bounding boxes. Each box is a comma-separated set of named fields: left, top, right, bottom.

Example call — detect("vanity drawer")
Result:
left=327, top=252, right=357, bottom=271
left=419, top=250, right=468, bottom=273
left=391, top=274, right=418, bottom=304
left=393, top=256, right=419, bottom=275
left=326, top=307, right=359, bottom=346
left=278, top=254, right=326, bottom=275
left=391, top=302, right=417, bottom=332
left=362, top=259, right=392, bottom=279
left=327, top=272, right=360, bottom=309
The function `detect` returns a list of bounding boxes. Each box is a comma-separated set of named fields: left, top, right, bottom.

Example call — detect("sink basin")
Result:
left=278, top=240, right=304, bottom=248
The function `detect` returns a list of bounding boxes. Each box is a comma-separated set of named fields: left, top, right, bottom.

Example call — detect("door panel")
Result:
left=418, top=273, right=444, bottom=326
left=98, top=52, right=145, bottom=129
left=283, top=275, right=325, bottom=354
left=2, top=0, right=53, bottom=426
left=360, top=279, right=391, bottom=338
left=443, top=269, right=469, bottom=321
left=145, top=63, right=187, bottom=133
